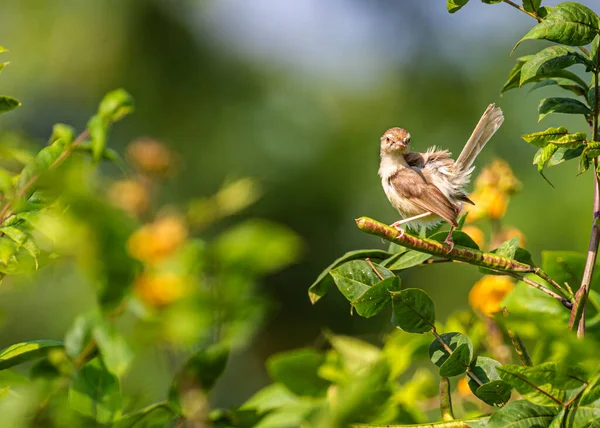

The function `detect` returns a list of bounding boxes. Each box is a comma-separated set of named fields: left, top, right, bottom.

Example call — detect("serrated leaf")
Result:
left=391, top=288, right=435, bottom=334
left=0, top=340, right=63, bottom=370
left=528, top=76, right=588, bottom=98
left=429, top=333, right=473, bottom=377
left=330, top=260, right=394, bottom=302
left=522, top=127, right=570, bottom=147
left=447, top=0, right=469, bottom=13
left=0, top=96, right=20, bottom=114
left=497, top=364, right=565, bottom=406
left=501, top=56, right=533, bottom=94
left=308, top=250, right=392, bottom=304
left=514, top=3, right=600, bottom=51
left=538, top=97, right=591, bottom=121
left=69, top=358, right=121, bottom=423
left=520, top=46, right=592, bottom=86
left=533, top=144, right=558, bottom=186
left=352, top=276, right=401, bottom=318
left=468, top=356, right=512, bottom=406
left=486, top=400, right=560, bottom=428
left=579, top=141, right=600, bottom=174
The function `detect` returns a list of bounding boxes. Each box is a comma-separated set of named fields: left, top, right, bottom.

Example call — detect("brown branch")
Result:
left=356, top=217, right=571, bottom=308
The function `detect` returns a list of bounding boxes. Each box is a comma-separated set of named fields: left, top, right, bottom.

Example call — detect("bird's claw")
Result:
left=444, top=236, right=455, bottom=253
left=391, top=222, right=406, bottom=238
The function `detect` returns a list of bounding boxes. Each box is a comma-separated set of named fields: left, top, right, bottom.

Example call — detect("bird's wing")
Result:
left=388, top=167, right=459, bottom=226
left=403, top=152, right=425, bottom=168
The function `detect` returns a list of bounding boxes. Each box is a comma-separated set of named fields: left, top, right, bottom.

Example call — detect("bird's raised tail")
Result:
left=455, top=103, right=504, bottom=173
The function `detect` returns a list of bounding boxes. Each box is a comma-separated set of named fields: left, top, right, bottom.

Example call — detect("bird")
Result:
left=378, top=103, right=504, bottom=249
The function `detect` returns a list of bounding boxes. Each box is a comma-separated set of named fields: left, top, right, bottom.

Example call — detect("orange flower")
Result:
left=457, top=376, right=472, bottom=397
left=462, top=225, right=485, bottom=249
left=134, top=272, right=188, bottom=307
left=108, top=179, right=149, bottom=217
left=127, top=215, right=188, bottom=264
left=466, top=188, right=507, bottom=222
left=469, top=275, right=514, bottom=317
left=475, top=159, right=521, bottom=195
left=127, top=137, right=174, bottom=175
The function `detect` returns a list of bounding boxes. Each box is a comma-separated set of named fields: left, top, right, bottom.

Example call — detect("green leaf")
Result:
left=266, top=349, right=330, bottom=397
left=113, top=402, right=177, bottom=428
left=241, top=383, right=298, bottom=414
left=0, top=340, right=63, bottom=370
left=64, top=312, right=100, bottom=361
left=486, top=400, right=560, bottom=428
left=497, top=364, right=565, bottom=406
left=447, top=0, right=469, bottom=13
left=430, top=230, right=479, bottom=249
left=528, top=74, right=588, bottom=97
left=50, top=123, right=75, bottom=146
left=15, top=139, right=65, bottom=199
left=468, top=356, right=512, bottom=406
left=588, top=86, right=600, bottom=108
left=330, top=260, right=394, bottom=302
left=591, top=34, right=600, bottom=64
left=580, top=141, right=600, bottom=174
left=0, top=96, right=20, bottom=114
left=69, top=358, right=121, bottom=424
left=533, top=143, right=559, bottom=186
left=352, top=276, right=401, bottom=318
left=391, top=288, right=435, bottom=334
left=514, top=3, right=600, bottom=50
left=481, top=238, right=534, bottom=275
left=327, top=334, right=382, bottom=372
left=548, top=145, right=584, bottom=167
left=170, top=343, right=229, bottom=400
left=502, top=55, right=535, bottom=94
left=522, top=126, right=571, bottom=148
left=522, top=0, right=541, bottom=13
left=428, top=333, right=473, bottom=377
left=87, top=115, right=108, bottom=163
left=538, top=97, right=591, bottom=121
left=520, top=46, right=593, bottom=86
left=385, top=250, right=432, bottom=270
left=92, top=320, right=134, bottom=378
left=308, top=250, right=392, bottom=304
left=97, top=88, right=134, bottom=122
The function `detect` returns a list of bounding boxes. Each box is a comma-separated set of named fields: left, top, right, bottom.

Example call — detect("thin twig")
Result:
left=501, top=0, right=540, bottom=21
left=439, top=377, right=455, bottom=422
left=507, top=273, right=572, bottom=309
left=366, top=257, right=385, bottom=280
left=574, top=53, right=600, bottom=337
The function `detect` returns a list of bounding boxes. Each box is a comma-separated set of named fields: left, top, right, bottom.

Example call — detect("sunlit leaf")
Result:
left=520, top=46, right=592, bottom=86
left=486, top=400, right=560, bottom=428
left=309, top=249, right=392, bottom=304
left=497, top=364, right=566, bottom=406
left=330, top=260, right=394, bottom=302
left=352, top=276, right=401, bottom=318
left=468, top=356, right=512, bottom=406
left=0, top=340, right=63, bottom=370
left=0, top=96, right=20, bottom=114
left=384, top=250, right=432, bottom=270
left=514, top=3, right=600, bottom=50
left=447, top=0, right=469, bottom=13
left=522, top=0, right=541, bottom=13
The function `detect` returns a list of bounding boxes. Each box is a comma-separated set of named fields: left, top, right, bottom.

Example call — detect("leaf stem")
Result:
left=502, top=308, right=533, bottom=366
left=574, top=53, right=600, bottom=338
left=501, top=0, right=540, bottom=21
left=366, top=258, right=385, bottom=280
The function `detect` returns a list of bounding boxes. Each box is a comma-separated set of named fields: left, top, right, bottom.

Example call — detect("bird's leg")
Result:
left=390, top=212, right=432, bottom=237
left=444, top=225, right=456, bottom=252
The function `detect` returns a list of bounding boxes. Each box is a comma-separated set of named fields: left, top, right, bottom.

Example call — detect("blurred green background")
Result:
left=0, top=0, right=597, bottom=411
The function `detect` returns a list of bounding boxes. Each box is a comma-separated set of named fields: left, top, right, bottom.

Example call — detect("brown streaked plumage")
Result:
left=378, top=104, right=504, bottom=247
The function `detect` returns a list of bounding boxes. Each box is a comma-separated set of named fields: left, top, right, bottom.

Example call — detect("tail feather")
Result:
left=455, top=104, right=504, bottom=172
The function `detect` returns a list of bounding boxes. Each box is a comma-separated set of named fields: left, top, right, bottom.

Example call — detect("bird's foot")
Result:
left=390, top=221, right=406, bottom=238
left=444, top=233, right=455, bottom=253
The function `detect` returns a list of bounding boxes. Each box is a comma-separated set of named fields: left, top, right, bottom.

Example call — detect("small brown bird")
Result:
left=378, top=104, right=504, bottom=248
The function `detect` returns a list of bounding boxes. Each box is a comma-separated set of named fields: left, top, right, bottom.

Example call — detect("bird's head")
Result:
left=380, top=127, right=411, bottom=155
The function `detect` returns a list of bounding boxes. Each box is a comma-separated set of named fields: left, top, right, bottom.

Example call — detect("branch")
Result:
left=439, top=377, right=454, bottom=422
left=356, top=217, right=572, bottom=308
left=573, top=53, right=600, bottom=338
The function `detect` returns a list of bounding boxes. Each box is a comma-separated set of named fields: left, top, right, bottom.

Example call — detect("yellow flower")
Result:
left=469, top=275, right=514, bottom=317
left=127, top=215, right=188, bottom=264
left=475, top=159, right=521, bottom=195
left=466, top=187, right=508, bottom=222
left=461, top=225, right=485, bottom=249
left=134, top=272, right=188, bottom=307
left=108, top=179, right=149, bottom=217
left=457, top=376, right=472, bottom=397
left=127, top=137, right=174, bottom=175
